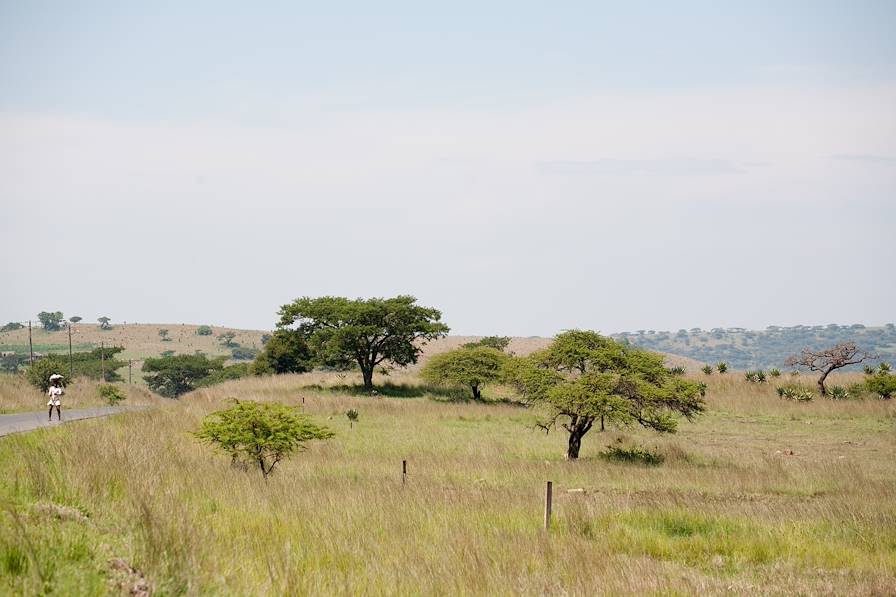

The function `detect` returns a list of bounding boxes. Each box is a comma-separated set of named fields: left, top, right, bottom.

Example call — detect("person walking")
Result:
left=47, top=375, right=64, bottom=421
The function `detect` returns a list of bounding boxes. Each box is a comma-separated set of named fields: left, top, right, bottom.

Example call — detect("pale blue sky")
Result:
left=1, top=1, right=894, bottom=334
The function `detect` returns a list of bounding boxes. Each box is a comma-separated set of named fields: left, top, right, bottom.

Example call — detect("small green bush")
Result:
left=196, top=325, right=213, bottom=336
left=668, top=366, right=685, bottom=376
left=768, top=368, right=781, bottom=377
left=346, top=409, right=359, bottom=428
left=716, top=362, right=728, bottom=374
left=776, top=384, right=814, bottom=402
left=827, top=385, right=850, bottom=400
left=600, top=442, right=665, bottom=466
left=865, top=373, right=896, bottom=399
left=98, top=384, right=126, bottom=406
left=701, top=365, right=713, bottom=375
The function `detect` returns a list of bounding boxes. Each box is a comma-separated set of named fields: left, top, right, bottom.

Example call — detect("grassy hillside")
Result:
left=615, top=324, right=896, bottom=371
left=1, top=371, right=893, bottom=595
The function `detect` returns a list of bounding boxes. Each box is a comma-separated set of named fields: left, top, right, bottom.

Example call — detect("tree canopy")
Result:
left=462, top=336, right=511, bottom=352
left=277, top=295, right=449, bottom=389
left=98, top=316, right=112, bottom=330
left=37, top=311, right=64, bottom=332
left=506, top=330, right=705, bottom=459
left=194, top=399, right=334, bottom=477
left=421, top=346, right=508, bottom=399
left=252, top=329, right=313, bottom=374
left=142, top=353, right=226, bottom=397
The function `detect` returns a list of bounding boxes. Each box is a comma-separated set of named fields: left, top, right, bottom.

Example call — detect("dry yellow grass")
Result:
left=1, top=370, right=894, bottom=595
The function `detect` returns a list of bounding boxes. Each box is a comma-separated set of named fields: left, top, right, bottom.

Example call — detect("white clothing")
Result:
left=47, top=386, right=63, bottom=406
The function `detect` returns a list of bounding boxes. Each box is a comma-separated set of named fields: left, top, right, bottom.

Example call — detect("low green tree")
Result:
left=505, top=330, right=705, bottom=459
left=252, top=329, right=313, bottom=374
left=196, top=363, right=254, bottom=388
left=421, top=346, right=508, bottom=400
left=218, top=331, right=238, bottom=347
left=142, top=353, right=225, bottom=397
left=2, top=322, right=24, bottom=332
left=98, top=316, right=112, bottom=330
left=69, top=316, right=82, bottom=324
left=462, top=336, right=511, bottom=352
left=194, top=399, right=334, bottom=478
left=38, top=311, right=64, bottom=332
left=98, top=384, right=126, bottom=406
left=158, top=328, right=170, bottom=341
left=196, top=325, right=213, bottom=336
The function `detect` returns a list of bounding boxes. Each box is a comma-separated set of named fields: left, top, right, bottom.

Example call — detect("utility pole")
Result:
left=28, top=320, right=34, bottom=366
left=68, top=322, right=74, bottom=379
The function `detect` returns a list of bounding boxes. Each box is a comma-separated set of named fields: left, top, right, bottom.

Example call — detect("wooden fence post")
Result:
left=402, top=460, right=407, bottom=485
left=544, top=481, right=553, bottom=531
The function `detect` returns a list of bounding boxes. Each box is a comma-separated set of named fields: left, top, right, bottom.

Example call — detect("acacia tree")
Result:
left=785, top=342, right=876, bottom=396
left=277, top=295, right=449, bottom=390
left=37, top=311, right=64, bottom=332
left=506, top=330, right=705, bottom=459
left=98, top=316, right=112, bottom=330
left=142, top=353, right=225, bottom=397
left=462, top=336, right=511, bottom=352
left=421, top=346, right=508, bottom=399
left=194, top=399, right=333, bottom=478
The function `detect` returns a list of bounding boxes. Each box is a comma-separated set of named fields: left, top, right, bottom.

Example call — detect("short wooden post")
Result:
left=544, top=481, right=553, bottom=531
left=128, top=359, right=132, bottom=384
left=402, top=460, right=407, bottom=485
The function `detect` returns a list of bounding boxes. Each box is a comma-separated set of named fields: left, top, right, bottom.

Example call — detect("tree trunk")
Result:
left=361, top=366, right=374, bottom=390
left=471, top=384, right=481, bottom=400
left=818, top=369, right=830, bottom=397
left=567, top=430, right=583, bottom=460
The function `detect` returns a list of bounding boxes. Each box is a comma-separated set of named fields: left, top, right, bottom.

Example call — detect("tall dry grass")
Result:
left=1, top=371, right=894, bottom=595
left=0, top=375, right=162, bottom=413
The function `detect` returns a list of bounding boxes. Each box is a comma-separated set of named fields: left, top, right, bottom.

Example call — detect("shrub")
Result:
left=744, top=371, right=757, bottom=383
left=194, top=399, right=334, bottom=478
left=668, top=366, right=685, bottom=376
left=346, top=409, right=359, bottom=428
left=196, top=363, right=253, bottom=388
left=701, top=365, right=713, bottom=375
left=26, top=358, right=69, bottom=392
left=847, top=382, right=869, bottom=399
left=196, top=325, right=213, bottom=336
left=142, top=353, right=226, bottom=397
left=1, top=322, right=23, bottom=332
left=231, top=346, right=260, bottom=361
left=827, top=385, right=850, bottom=400
left=865, top=373, right=896, bottom=400
left=98, top=384, right=126, bottom=406
left=864, top=364, right=877, bottom=375
left=716, top=362, right=728, bottom=374
left=776, top=384, right=814, bottom=401
left=879, top=362, right=892, bottom=374
left=769, top=368, right=781, bottom=377
left=600, top=441, right=664, bottom=466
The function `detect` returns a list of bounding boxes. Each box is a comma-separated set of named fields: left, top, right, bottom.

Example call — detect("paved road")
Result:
left=0, top=406, right=146, bottom=437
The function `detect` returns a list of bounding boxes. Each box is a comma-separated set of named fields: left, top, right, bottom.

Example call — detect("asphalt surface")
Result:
left=0, top=406, right=145, bottom=437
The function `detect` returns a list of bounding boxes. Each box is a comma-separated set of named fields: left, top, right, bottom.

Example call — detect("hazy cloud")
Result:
left=536, top=158, right=743, bottom=176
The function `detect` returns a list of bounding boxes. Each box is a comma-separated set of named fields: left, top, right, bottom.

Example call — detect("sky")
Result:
left=1, top=1, right=894, bottom=335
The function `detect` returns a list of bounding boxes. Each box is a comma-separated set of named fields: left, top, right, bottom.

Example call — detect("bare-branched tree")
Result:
left=785, top=342, right=876, bottom=396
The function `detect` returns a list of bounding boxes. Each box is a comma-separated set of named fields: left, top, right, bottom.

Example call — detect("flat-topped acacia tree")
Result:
left=506, top=330, right=705, bottom=459
left=277, top=295, right=449, bottom=390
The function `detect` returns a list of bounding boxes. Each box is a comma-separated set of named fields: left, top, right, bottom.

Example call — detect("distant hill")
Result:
left=611, top=324, right=896, bottom=370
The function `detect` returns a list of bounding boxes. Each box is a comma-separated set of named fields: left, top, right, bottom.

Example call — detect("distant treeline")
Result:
left=613, top=324, right=896, bottom=370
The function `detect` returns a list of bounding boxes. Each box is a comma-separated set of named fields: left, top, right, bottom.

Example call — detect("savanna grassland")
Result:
left=1, top=370, right=894, bottom=596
